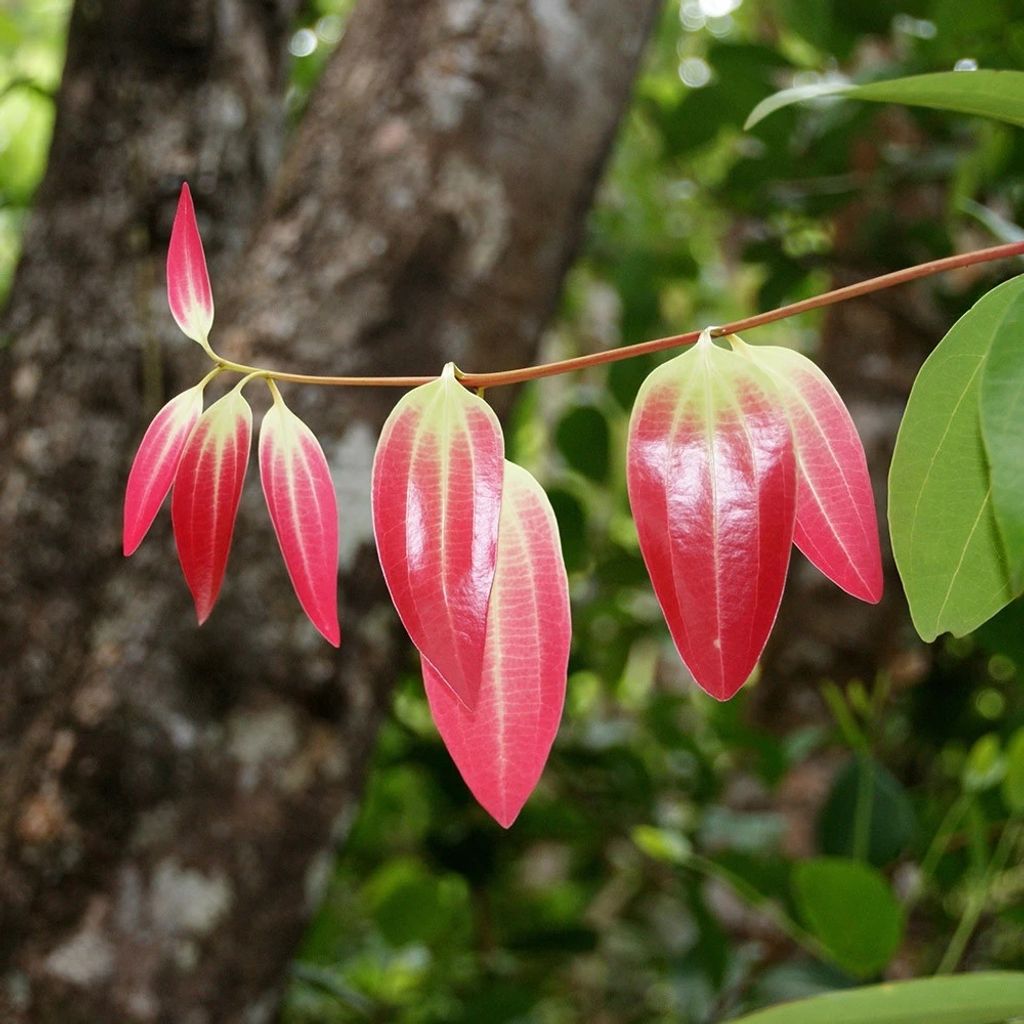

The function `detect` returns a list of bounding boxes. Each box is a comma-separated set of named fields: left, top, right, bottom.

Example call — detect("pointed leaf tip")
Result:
left=123, top=384, right=205, bottom=556
left=627, top=342, right=797, bottom=700
left=167, top=182, right=214, bottom=346
left=372, top=371, right=504, bottom=709
left=259, top=393, right=341, bottom=646
left=172, top=388, right=252, bottom=623
left=732, top=340, right=883, bottom=604
left=424, top=462, right=570, bottom=827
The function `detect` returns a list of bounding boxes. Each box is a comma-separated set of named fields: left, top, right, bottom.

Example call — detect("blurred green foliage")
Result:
left=0, top=0, right=67, bottom=299
left=4, top=0, right=1024, bottom=1021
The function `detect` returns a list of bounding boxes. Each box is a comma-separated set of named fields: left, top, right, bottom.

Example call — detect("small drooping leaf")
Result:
left=167, top=182, right=214, bottom=347
left=729, top=972, right=1024, bottom=1024
left=746, top=69, right=1024, bottom=130
left=889, top=276, right=1024, bottom=641
left=792, top=858, right=903, bottom=978
left=259, top=384, right=340, bottom=646
left=980, top=286, right=1024, bottom=590
left=372, top=363, right=504, bottom=709
left=123, top=382, right=206, bottom=556
left=627, top=331, right=796, bottom=700
left=731, top=338, right=882, bottom=603
left=172, top=387, right=252, bottom=623
left=423, top=461, right=570, bottom=828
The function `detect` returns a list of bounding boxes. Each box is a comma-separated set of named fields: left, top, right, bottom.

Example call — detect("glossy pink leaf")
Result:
left=123, top=383, right=205, bottom=556
left=167, top=182, right=214, bottom=346
left=627, top=333, right=797, bottom=701
left=423, top=461, right=570, bottom=828
left=259, top=387, right=340, bottom=646
left=171, top=387, right=252, bottom=623
left=372, top=363, right=504, bottom=709
left=731, top=337, right=883, bottom=603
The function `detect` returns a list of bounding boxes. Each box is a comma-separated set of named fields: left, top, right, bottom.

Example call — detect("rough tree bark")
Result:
left=0, top=1, right=660, bottom=1021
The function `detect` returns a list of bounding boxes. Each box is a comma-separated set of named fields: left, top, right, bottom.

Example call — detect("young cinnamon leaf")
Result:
left=889, top=276, right=1024, bottom=641
left=167, top=181, right=214, bottom=346
left=259, top=386, right=340, bottom=647
left=731, top=338, right=882, bottom=603
left=123, top=383, right=205, bottom=556
left=171, top=387, right=252, bottom=623
left=423, top=461, right=570, bottom=828
left=980, top=287, right=1024, bottom=590
left=627, top=332, right=796, bottom=700
left=372, top=363, right=504, bottom=709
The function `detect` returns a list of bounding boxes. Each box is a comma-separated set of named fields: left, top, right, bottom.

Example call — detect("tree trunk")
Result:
left=0, top=1, right=659, bottom=1021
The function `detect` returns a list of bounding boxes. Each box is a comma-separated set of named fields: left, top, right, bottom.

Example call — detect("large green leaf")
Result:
left=746, top=70, right=1024, bottom=130
left=980, top=288, right=1024, bottom=589
left=889, top=277, right=1024, bottom=642
left=791, top=858, right=903, bottom=978
left=729, top=973, right=1024, bottom=1024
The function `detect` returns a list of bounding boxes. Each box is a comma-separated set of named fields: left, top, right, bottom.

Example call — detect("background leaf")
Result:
left=729, top=972, right=1024, bottom=1024
left=747, top=70, right=1024, bottom=129
left=817, top=758, right=916, bottom=867
left=888, top=276, right=1024, bottom=641
left=792, top=858, right=903, bottom=977
left=556, top=404, right=611, bottom=483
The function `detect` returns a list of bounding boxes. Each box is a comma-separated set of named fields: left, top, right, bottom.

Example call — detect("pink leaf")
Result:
left=730, top=338, right=883, bottom=603
left=259, top=387, right=340, bottom=646
left=423, top=461, right=570, bottom=828
left=123, top=383, right=205, bottom=556
left=627, top=333, right=797, bottom=700
left=167, top=182, right=214, bottom=346
left=171, top=387, right=252, bottom=623
left=372, top=363, right=504, bottom=709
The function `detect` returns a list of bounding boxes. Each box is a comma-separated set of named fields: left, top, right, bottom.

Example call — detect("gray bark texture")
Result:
left=0, top=0, right=659, bottom=1020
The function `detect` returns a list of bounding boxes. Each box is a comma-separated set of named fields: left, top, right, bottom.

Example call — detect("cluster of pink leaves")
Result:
left=124, top=185, right=570, bottom=827
left=125, top=185, right=882, bottom=827
left=124, top=185, right=340, bottom=646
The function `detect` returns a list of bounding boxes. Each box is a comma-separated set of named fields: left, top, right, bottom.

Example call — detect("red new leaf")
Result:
left=423, top=461, right=570, bottom=827
left=123, top=383, right=205, bottom=556
left=372, top=363, right=504, bottom=709
left=259, top=386, right=340, bottom=646
left=172, top=387, right=252, bottom=623
left=627, top=332, right=797, bottom=700
left=167, top=182, right=214, bottom=346
left=730, top=338, right=882, bottom=602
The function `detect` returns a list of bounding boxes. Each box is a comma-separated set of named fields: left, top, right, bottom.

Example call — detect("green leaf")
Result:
left=817, top=758, right=916, bottom=867
left=888, top=276, right=1024, bottom=642
left=746, top=70, right=1024, bottom=130
left=963, top=733, right=1006, bottom=792
left=980, top=287, right=1024, bottom=590
left=792, top=858, right=903, bottom=977
left=556, top=404, right=611, bottom=482
left=1003, top=728, right=1024, bottom=814
left=745, top=81, right=855, bottom=130
left=729, top=973, right=1024, bottom=1024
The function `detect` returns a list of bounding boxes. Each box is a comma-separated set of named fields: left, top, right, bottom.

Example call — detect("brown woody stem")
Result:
left=213, top=239, right=1024, bottom=389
